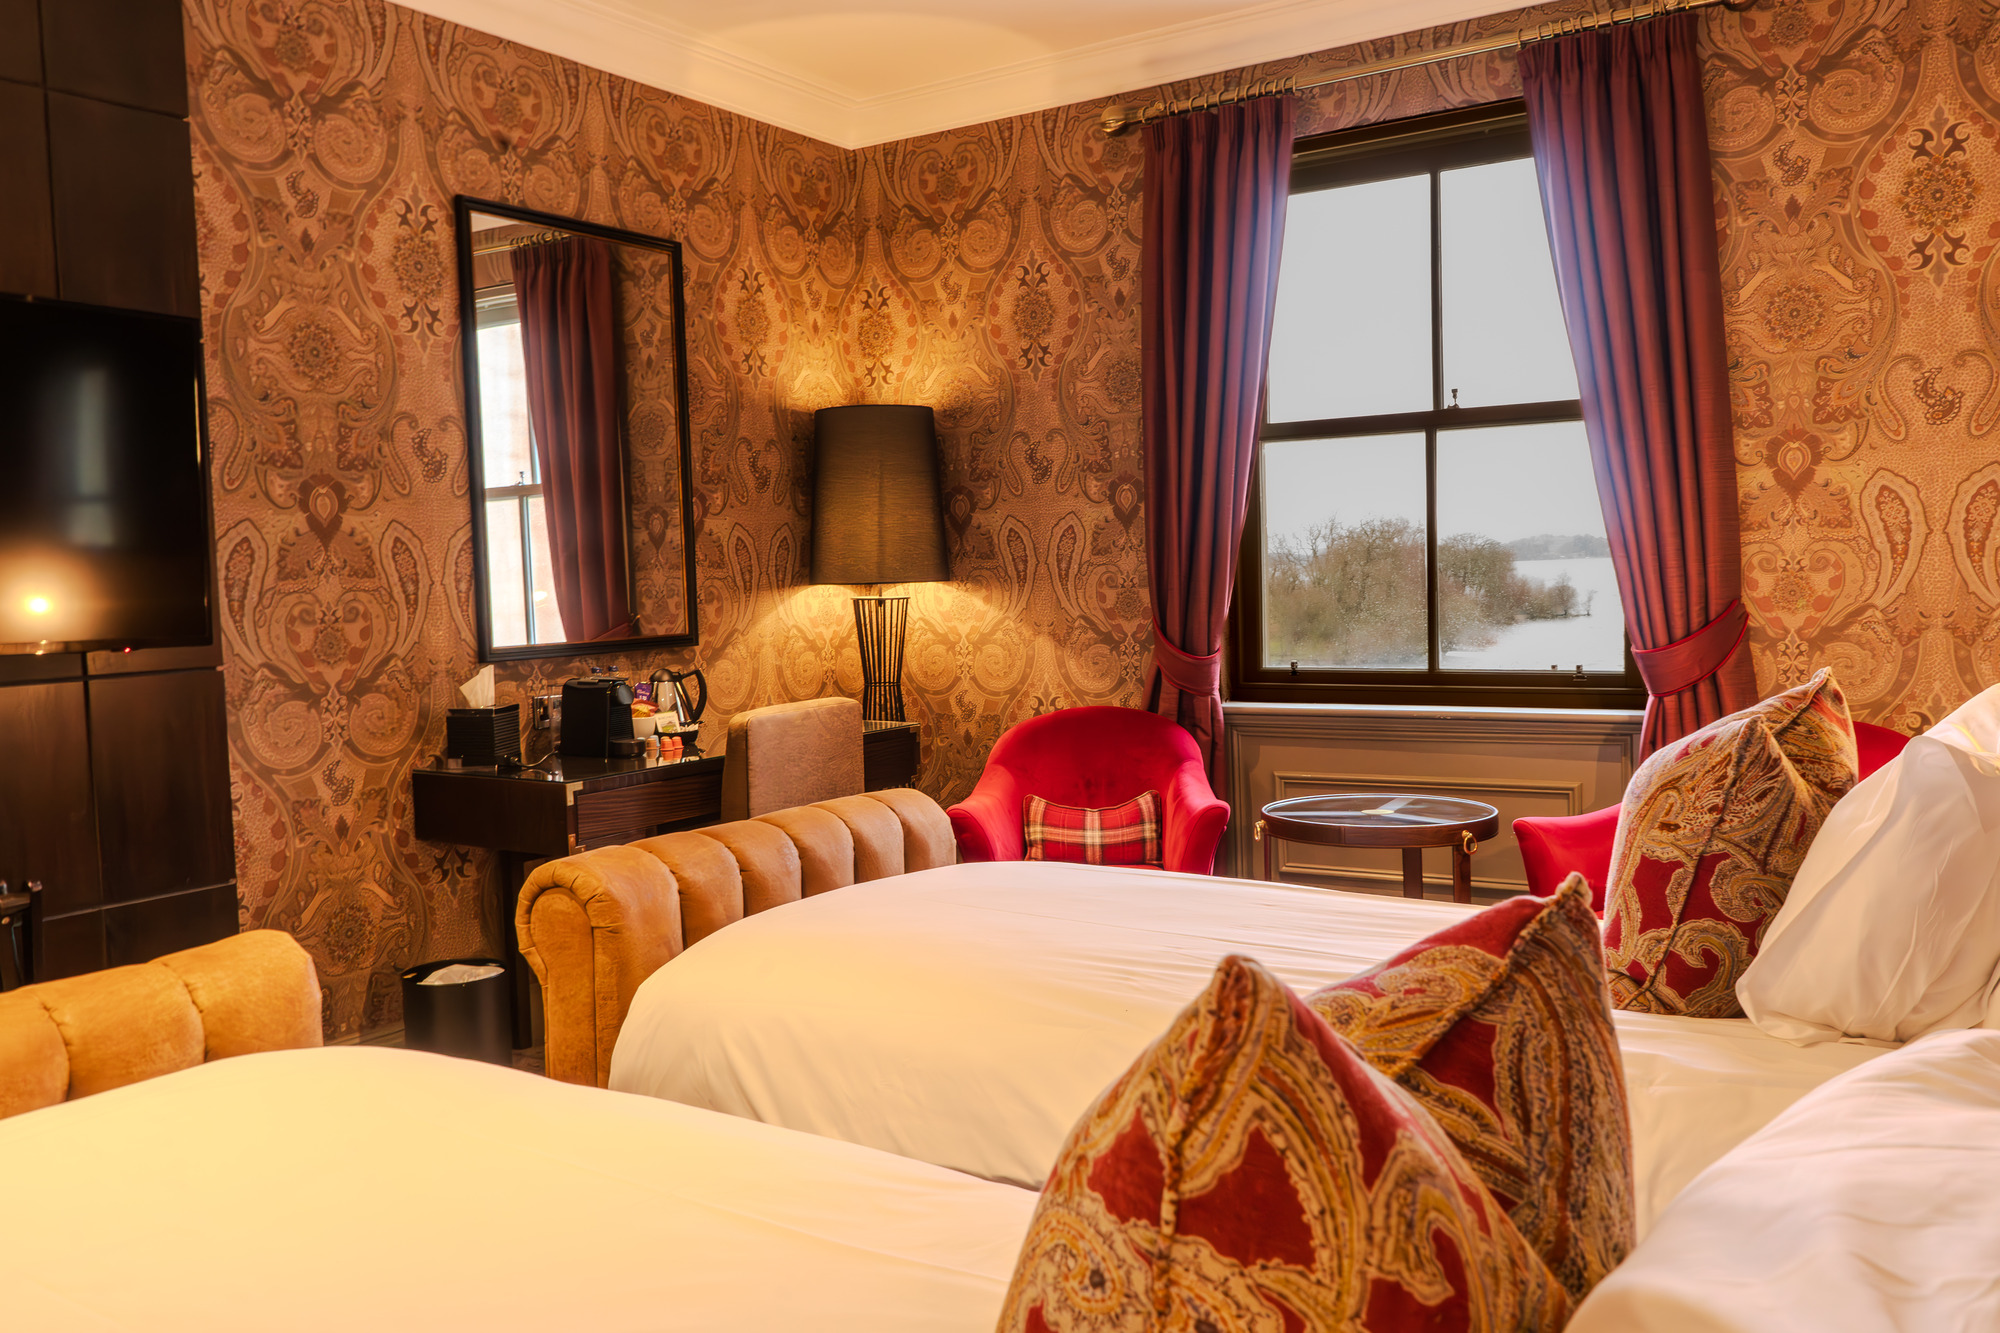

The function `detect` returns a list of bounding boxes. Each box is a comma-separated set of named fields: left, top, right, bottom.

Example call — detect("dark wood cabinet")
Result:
left=47, top=91, right=199, bottom=317
left=0, top=663, right=236, bottom=983
left=0, top=0, right=229, bottom=986
left=0, top=0, right=199, bottom=316
left=0, top=0, right=39, bottom=85
left=89, top=669, right=235, bottom=902
left=0, top=680, right=99, bottom=916
left=40, top=0, right=188, bottom=116
left=0, top=78, right=56, bottom=298
left=35, top=909, right=103, bottom=979
left=104, top=884, right=238, bottom=967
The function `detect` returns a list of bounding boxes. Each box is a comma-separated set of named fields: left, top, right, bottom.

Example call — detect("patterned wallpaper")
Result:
left=1707, top=0, right=2000, bottom=732
left=182, top=0, right=2000, bottom=1035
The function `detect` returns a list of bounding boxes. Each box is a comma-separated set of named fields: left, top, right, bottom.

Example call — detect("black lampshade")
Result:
left=810, top=405, right=950, bottom=585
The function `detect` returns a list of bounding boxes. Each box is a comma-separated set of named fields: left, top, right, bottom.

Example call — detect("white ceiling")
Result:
left=396, top=0, right=1519, bottom=149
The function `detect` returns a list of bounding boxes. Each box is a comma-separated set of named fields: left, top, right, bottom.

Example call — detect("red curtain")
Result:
left=1142, top=97, right=1296, bottom=787
left=1520, top=14, right=1754, bottom=756
left=512, top=236, right=633, bottom=643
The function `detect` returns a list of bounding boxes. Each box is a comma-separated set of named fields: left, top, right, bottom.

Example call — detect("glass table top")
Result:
left=1261, top=792, right=1496, bottom=829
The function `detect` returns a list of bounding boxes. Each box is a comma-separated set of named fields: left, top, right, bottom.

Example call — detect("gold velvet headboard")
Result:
left=517, top=787, right=954, bottom=1087
left=0, top=929, right=323, bottom=1119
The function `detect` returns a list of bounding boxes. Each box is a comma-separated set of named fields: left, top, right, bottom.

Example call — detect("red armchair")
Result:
left=947, top=706, right=1232, bottom=874
left=1514, top=720, right=1912, bottom=910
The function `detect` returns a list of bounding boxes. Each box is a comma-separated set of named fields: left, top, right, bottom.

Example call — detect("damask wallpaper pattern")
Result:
left=182, top=0, right=1999, bottom=1035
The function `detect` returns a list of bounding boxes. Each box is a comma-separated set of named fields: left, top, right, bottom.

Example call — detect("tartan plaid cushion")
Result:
left=1023, top=790, right=1163, bottom=868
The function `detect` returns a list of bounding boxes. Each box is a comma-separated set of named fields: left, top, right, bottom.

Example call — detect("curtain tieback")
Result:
left=1151, top=633, right=1222, bottom=695
left=1633, top=600, right=1748, bottom=698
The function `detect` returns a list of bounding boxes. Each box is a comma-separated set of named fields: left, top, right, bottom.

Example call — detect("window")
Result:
left=1233, top=103, right=1641, bottom=708
left=474, top=290, right=569, bottom=648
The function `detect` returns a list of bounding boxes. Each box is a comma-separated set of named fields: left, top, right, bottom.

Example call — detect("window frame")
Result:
left=1230, top=101, right=1644, bottom=710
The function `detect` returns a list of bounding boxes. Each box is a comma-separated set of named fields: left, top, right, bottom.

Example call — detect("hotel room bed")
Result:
left=9, top=1045, right=1036, bottom=1332
left=607, top=859, right=1888, bottom=1232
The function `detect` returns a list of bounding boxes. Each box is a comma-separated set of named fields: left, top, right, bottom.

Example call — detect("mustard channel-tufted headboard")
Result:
left=0, top=929, right=323, bottom=1119
left=517, top=787, right=954, bottom=1087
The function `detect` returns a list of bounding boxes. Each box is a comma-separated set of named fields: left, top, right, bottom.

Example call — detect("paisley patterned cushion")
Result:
left=997, top=954, right=1571, bottom=1333
left=1603, top=668, right=1858, bottom=1018
left=1305, top=876, right=1633, bottom=1306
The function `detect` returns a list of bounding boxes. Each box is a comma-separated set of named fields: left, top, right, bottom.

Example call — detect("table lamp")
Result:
left=810, top=405, right=949, bottom=722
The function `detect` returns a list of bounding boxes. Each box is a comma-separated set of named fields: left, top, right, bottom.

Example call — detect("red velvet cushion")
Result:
left=1023, top=790, right=1162, bottom=868
left=1603, top=668, right=1859, bottom=1016
left=999, top=955, right=1571, bottom=1331
left=1307, top=876, right=1632, bottom=1305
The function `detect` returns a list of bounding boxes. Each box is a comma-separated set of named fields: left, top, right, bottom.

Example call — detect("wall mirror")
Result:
left=454, top=196, right=697, bottom=660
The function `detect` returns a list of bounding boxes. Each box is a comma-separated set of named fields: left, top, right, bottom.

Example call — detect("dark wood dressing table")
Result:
left=411, top=719, right=920, bottom=1044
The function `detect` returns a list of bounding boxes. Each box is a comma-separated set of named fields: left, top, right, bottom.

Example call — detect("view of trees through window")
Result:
left=1244, top=110, right=1629, bottom=692
left=1267, top=519, right=1605, bottom=667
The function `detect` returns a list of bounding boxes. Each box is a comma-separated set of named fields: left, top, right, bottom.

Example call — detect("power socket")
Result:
left=531, top=694, right=561, bottom=731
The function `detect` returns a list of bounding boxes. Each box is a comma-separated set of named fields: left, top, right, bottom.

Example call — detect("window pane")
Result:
left=526, top=494, right=569, bottom=645
left=1262, top=434, right=1427, bottom=668
left=1434, top=421, right=1623, bottom=672
left=477, top=315, right=537, bottom=489
left=1440, top=158, right=1578, bottom=407
left=1267, top=175, right=1432, bottom=423
left=485, top=498, right=528, bottom=648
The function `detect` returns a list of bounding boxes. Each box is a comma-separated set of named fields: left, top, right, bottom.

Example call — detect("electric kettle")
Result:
left=649, top=666, right=708, bottom=732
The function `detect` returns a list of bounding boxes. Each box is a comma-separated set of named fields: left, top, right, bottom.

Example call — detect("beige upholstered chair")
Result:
left=0, top=930, right=322, bottom=1119
left=720, top=696, right=864, bottom=821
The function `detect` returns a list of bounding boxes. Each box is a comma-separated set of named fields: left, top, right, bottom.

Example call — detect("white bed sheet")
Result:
left=611, top=860, right=1887, bottom=1232
left=8, top=1046, right=1036, bottom=1332
left=1570, top=1027, right=2000, bottom=1333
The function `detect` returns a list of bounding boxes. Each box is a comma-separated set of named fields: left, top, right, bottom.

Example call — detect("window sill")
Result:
left=1222, top=699, right=1644, bottom=726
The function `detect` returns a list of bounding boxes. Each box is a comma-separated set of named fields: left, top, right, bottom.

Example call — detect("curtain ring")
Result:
left=1460, top=830, right=1477, bottom=855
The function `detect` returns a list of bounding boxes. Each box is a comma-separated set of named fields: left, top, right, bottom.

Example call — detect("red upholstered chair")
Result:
left=947, top=706, right=1232, bottom=875
left=1514, top=720, right=1911, bottom=911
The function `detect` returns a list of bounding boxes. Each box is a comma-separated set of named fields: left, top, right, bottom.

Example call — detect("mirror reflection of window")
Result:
left=474, top=290, right=568, bottom=647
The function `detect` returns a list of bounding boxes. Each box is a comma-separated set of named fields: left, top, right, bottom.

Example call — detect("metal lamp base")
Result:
left=852, top=595, right=909, bottom=723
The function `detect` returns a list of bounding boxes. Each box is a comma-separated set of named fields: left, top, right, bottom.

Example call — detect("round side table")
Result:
left=1256, top=793, right=1501, bottom=903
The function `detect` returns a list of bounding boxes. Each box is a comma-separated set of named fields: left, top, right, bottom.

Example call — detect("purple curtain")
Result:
left=1520, top=13, right=1755, bottom=757
left=1142, top=97, right=1296, bottom=787
left=512, top=235, right=633, bottom=643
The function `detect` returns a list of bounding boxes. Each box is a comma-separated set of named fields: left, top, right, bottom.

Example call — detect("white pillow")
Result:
left=1737, top=686, right=2000, bottom=1045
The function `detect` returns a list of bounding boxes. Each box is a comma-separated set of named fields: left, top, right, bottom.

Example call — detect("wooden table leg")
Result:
left=1262, top=828, right=1274, bottom=882
left=1400, top=846, right=1425, bottom=899
left=1450, top=840, right=1473, bottom=904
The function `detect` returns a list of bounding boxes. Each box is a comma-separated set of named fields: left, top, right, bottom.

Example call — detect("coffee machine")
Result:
left=560, top=670, right=641, bottom=758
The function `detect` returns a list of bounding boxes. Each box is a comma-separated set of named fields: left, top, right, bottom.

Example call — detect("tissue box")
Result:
left=445, top=704, right=520, bottom=765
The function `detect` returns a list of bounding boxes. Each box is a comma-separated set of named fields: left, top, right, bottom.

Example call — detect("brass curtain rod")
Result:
left=1099, top=0, right=1732, bottom=135
left=470, top=229, right=573, bottom=256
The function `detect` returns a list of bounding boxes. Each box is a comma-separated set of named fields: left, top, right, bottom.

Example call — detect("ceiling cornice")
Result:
left=392, top=0, right=1522, bottom=150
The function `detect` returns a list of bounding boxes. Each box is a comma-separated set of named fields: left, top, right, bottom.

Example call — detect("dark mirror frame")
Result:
left=453, top=195, right=700, bottom=662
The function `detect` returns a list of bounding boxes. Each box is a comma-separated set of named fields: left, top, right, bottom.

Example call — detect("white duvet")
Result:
left=8, top=1046, right=1036, bottom=1332
left=1572, top=1028, right=2000, bottom=1332
left=611, top=860, right=1888, bottom=1233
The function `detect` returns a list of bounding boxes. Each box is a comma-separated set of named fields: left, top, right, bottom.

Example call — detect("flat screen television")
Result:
left=0, top=297, right=213, bottom=653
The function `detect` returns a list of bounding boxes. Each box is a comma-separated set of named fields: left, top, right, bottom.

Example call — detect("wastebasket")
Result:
left=400, top=958, right=511, bottom=1065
